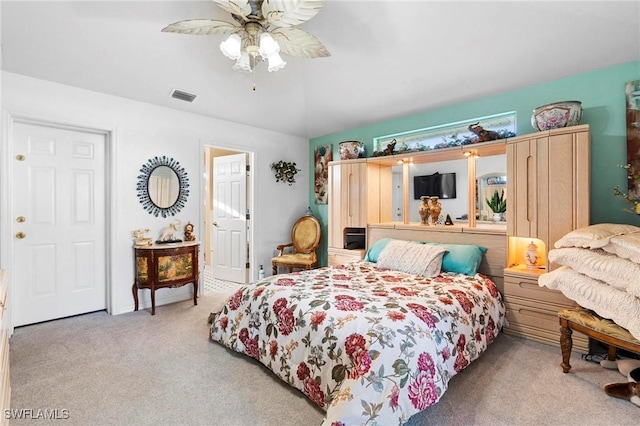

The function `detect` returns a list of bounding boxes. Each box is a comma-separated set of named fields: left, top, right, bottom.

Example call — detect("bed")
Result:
left=209, top=237, right=506, bottom=425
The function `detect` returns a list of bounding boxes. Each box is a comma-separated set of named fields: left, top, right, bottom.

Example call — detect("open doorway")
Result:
left=202, top=146, right=253, bottom=294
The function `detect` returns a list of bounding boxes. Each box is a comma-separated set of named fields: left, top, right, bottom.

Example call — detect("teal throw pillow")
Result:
left=364, top=238, right=393, bottom=262
left=430, top=243, right=487, bottom=276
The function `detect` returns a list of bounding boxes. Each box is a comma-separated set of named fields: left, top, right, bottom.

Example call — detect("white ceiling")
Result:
left=2, top=1, right=639, bottom=139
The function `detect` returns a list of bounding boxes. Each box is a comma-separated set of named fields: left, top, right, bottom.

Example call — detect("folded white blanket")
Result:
left=539, top=266, right=640, bottom=341
left=548, top=247, right=640, bottom=298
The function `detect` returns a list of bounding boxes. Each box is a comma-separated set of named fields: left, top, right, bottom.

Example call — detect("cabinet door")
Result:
left=345, top=162, right=367, bottom=228
left=507, top=135, right=543, bottom=238
left=542, top=129, right=590, bottom=254
left=328, top=161, right=367, bottom=249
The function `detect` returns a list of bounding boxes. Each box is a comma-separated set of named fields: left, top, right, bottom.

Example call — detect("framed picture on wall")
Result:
left=314, top=144, right=332, bottom=204
left=626, top=80, right=640, bottom=199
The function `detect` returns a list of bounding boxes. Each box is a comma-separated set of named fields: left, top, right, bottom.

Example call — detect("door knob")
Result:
left=16, top=216, right=26, bottom=223
left=16, top=231, right=26, bottom=239
left=212, top=221, right=219, bottom=227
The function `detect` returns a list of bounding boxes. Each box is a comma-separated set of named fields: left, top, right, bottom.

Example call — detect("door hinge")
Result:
left=246, top=213, right=250, bottom=220
left=245, top=262, right=250, bottom=269
left=246, top=165, right=250, bottom=172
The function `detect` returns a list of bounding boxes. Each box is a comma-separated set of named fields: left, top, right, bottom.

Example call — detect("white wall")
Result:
left=1, top=71, right=309, bottom=316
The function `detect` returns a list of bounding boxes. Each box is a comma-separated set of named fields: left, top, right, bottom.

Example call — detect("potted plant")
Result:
left=271, top=161, right=300, bottom=186
left=486, top=189, right=507, bottom=222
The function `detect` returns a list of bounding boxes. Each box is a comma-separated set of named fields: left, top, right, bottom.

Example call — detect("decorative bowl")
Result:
left=339, top=141, right=365, bottom=160
left=531, top=100, right=582, bottom=131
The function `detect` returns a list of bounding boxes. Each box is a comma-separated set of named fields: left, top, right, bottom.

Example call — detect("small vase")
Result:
left=418, top=196, right=430, bottom=225
left=525, top=241, right=539, bottom=269
left=429, top=196, right=442, bottom=225
left=493, top=212, right=501, bottom=222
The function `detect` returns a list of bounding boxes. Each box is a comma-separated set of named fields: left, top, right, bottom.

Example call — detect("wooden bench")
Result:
left=559, top=308, right=640, bottom=373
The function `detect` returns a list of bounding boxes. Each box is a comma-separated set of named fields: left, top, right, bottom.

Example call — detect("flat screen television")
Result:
left=413, top=172, right=457, bottom=199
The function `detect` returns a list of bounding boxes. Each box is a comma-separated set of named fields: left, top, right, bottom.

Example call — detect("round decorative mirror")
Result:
left=136, top=156, right=189, bottom=217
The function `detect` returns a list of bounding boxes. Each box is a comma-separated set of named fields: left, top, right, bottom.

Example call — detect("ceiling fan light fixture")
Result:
left=267, top=52, right=286, bottom=72
left=220, top=33, right=242, bottom=60
left=232, top=51, right=253, bottom=73
left=258, top=32, right=280, bottom=59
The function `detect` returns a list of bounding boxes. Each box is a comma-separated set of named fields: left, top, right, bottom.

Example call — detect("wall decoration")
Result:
left=626, top=80, right=640, bottom=200
left=136, top=156, right=190, bottom=218
left=314, top=144, right=332, bottom=204
left=271, top=160, right=300, bottom=185
left=373, top=111, right=516, bottom=156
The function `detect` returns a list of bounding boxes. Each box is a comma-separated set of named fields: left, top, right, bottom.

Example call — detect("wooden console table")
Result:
left=132, top=241, right=199, bottom=315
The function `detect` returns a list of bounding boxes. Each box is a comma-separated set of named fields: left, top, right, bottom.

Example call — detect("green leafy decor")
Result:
left=271, top=161, right=300, bottom=186
left=486, top=189, right=507, bottom=213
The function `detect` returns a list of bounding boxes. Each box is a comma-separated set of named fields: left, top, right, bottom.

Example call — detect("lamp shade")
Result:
left=232, top=51, right=253, bottom=73
left=267, top=52, right=286, bottom=72
left=259, top=32, right=280, bottom=59
left=220, top=34, right=242, bottom=60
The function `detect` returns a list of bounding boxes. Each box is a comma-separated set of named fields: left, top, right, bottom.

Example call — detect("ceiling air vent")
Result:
left=170, top=89, right=197, bottom=103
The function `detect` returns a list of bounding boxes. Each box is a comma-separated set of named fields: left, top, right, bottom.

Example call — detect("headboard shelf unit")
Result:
left=368, top=223, right=506, bottom=293
left=365, top=139, right=507, bottom=227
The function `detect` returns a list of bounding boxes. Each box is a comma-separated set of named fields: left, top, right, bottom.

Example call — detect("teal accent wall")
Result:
left=309, top=61, right=640, bottom=266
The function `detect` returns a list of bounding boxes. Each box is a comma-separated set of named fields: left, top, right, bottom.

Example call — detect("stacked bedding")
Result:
left=538, top=223, right=640, bottom=341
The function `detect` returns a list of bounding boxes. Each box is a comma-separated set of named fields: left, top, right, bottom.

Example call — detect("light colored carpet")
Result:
left=9, top=292, right=639, bottom=425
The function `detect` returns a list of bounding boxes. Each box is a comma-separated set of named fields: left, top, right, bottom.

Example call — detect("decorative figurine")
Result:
left=444, top=214, right=454, bottom=226
left=132, top=228, right=152, bottom=246
left=525, top=241, right=539, bottom=269
left=158, top=219, right=182, bottom=243
left=429, top=196, right=442, bottom=225
left=418, top=196, right=431, bottom=225
left=184, top=222, right=196, bottom=241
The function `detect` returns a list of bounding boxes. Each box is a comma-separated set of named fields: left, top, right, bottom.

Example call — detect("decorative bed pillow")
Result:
left=431, top=243, right=487, bottom=276
left=601, top=232, right=640, bottom=264
left=365, top=238, right=486, bottom=276
left=364, top=238, right=393, bottom=262
left=539, top=266, right=640, bottom=341
left=377, top=240, right=447, bottom=277
left=548, top=247, right=640, bottom=298
left=553, top=223, right=640, bottom=249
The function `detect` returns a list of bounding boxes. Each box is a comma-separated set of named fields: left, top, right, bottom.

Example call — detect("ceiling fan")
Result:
left=162, top=0, right=330, bottom=73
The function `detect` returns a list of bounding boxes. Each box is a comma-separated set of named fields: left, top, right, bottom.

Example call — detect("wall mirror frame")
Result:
left=136, top=156, right=190, bottom=218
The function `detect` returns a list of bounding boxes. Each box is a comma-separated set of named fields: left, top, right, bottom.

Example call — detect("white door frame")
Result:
left=200, top=141, right=256, bottom=287
left=1, top=111, right=115, bottom=333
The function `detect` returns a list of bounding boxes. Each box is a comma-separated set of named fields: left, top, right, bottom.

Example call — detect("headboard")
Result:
left=367, top=224, right=507, bottom=293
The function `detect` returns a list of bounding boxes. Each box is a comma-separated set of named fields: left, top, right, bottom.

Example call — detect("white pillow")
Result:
left=377, top=240, right=447, bottom=278
left=601, top=232, right=640, bottom=264
left=548, top=247, right=640, bottom=298
left=553, top=223, right=640, bottom=249
left=539, top=266, right=640, bottom=341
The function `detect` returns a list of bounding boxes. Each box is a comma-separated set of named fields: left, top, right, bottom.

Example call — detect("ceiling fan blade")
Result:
left=161, top=19, right=238, bottom=36
left=212, top=0, right=252, bottom=18
left=262, top=0, right=325, bottom=28
left=271, top=27, right=330, bottom=58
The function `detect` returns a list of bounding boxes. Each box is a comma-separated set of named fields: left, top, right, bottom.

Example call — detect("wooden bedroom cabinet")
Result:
left=132, top=242, right=200, bottom=315
left=0, top=270, right=10, bottom=424
left=503, top=267, right=588, bottom=352
left=503, top=125, right=590, bottom=351
left=328, top=159, right=391, bottom=260
left=506, top=124, right=590, bottom=267
left=328, top=247, right=366, bottom=267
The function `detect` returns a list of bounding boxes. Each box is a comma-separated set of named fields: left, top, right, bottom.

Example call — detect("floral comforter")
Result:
left=209, top=262, right=505, bottom=425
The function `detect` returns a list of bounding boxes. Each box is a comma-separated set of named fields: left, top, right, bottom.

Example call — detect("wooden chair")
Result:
left=558, top=308, right=640, bottom=373
left=272, top=215, right=321, bottom=275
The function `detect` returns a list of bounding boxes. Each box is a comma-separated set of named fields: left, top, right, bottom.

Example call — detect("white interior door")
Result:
left=212, top=153, right=247, bottom=283
left=12, top=122, right=106, bottom=326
